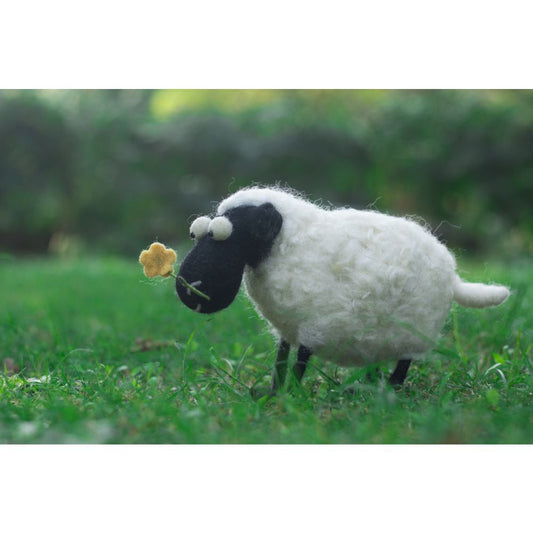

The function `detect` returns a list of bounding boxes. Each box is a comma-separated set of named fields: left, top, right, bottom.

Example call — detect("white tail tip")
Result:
left=453, top=278, right=510, bottom=308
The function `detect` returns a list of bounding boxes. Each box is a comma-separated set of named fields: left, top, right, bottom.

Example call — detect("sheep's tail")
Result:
left=453, top=276, right=510, bottom=308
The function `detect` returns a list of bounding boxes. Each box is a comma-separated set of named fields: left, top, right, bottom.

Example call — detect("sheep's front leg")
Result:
left=271, top=339, right=290, bottom=392
left=251, top=339, right=290, bottom=400
left=291, top=345, right=312, bottom=383
left=388, top=358, right=412, bottom=386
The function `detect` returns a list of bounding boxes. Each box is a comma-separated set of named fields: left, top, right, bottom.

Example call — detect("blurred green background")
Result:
left=1, top=89, right=531, bottom=258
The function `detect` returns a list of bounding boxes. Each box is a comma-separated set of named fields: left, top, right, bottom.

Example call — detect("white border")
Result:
left=1, top=445, right=531, bottom=532
left=1, top=1, right=532, bottom=88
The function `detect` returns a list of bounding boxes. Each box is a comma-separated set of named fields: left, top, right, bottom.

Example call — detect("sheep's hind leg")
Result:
left=291, top=345, right=312, bottom=383
left=388, top=359, right=412, bottom=386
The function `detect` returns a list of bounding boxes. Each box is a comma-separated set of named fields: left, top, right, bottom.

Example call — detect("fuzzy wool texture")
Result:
left=217, top=187, right=510, bottom=366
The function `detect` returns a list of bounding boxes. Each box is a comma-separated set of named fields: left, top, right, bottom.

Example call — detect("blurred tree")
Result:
left=364, top=90, right=533, bottom=251
left=0, top=92, right=76, bottom=252
left=0, top=89, right=531, bottom=257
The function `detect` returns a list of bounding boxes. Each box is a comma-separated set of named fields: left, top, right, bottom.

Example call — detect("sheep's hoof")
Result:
left=388, top=359, right=412, bottom=388
left=387, top=377, right=407, bottom=389
left=250, top=386, right=276, bottom=401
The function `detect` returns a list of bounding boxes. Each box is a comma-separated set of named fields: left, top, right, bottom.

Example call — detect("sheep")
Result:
left=176, top=186, right=510, bottom=394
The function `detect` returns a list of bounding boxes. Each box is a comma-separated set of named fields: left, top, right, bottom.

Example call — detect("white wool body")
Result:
left=217, top=187, right=509, bottom=367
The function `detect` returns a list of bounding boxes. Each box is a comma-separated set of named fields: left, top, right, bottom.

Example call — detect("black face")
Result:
left=176, top=203, right=283, bottom=314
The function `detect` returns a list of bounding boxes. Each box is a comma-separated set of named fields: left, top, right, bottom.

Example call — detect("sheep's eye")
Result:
left=208, top=216, right=233, bottom=241
left=189, top=216, right=211, bottom=241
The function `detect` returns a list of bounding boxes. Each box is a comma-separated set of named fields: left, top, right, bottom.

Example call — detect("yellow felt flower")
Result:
left=139, top=242, right=177, bottom=278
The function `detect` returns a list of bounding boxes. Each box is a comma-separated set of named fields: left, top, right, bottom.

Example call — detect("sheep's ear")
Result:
left=250, top=203, right=282, bottom=243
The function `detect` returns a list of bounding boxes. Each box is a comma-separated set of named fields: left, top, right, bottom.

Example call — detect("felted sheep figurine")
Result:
left=176, top=186, right=510, bottom=393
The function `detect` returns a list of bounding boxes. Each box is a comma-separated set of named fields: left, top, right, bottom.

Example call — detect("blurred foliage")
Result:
left=0, top=89, right=531, bottom=257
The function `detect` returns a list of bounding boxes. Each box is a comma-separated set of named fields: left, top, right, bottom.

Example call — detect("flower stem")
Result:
left=176, top=275, right=211, bottom=301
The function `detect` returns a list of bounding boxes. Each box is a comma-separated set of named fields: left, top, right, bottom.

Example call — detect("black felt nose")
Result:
left=176, top=237, right=246, bottom=314
left=176, top=276, right=216, bottom=314
left=175, top=277, right=207, bottom=313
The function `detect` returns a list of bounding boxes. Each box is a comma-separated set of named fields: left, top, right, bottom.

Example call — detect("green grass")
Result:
left=0, top=255, right=532, bottom=443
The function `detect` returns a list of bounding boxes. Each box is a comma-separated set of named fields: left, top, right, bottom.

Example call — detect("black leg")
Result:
left=251, top=339, right=290, bottom=400
left=388, top=358, right=412, bottom=386
left=271, top=339, right=290, bottom=392
left=291, top=345, right=312, bottom=383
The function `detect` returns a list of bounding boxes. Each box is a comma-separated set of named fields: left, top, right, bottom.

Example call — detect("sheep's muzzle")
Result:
left=176, top=237, right=246, bottom=314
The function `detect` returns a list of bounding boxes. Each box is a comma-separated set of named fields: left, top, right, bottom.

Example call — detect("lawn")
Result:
left=1, top=255, right=531, bottom=443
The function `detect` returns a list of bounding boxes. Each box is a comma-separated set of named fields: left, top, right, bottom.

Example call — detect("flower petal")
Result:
left=139, top=242, right=178, bottom=278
